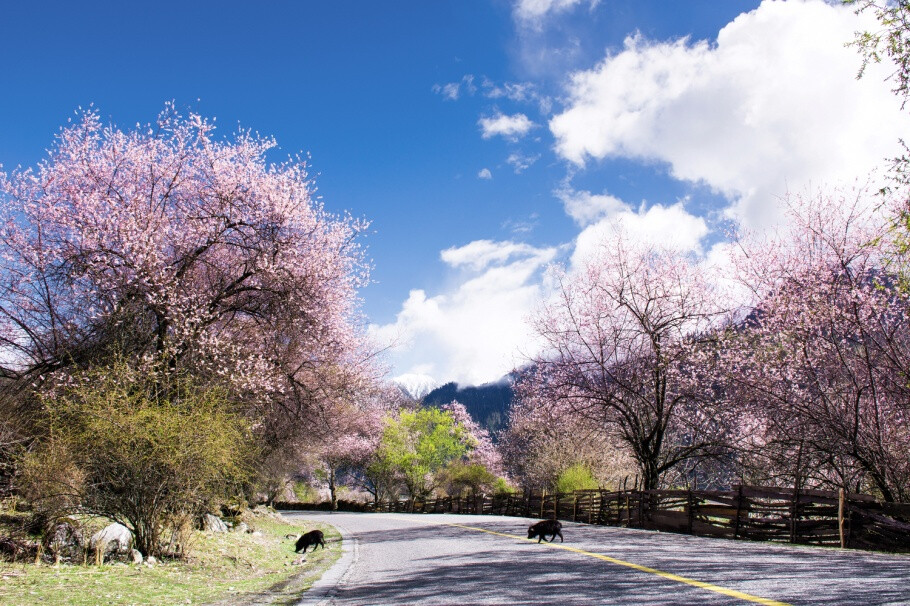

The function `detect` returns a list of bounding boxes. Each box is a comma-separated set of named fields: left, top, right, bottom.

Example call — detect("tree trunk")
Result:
left=131, top=520, right=158, bottom=558
left=641, top=458, right=660, bottom=491
left=328, top=467, right=338, bottom=511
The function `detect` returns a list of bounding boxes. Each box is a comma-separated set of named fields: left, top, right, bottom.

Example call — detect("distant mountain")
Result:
left=393, top=373, right=441, bottom=401
left=422, top=374, right=515, bottom=439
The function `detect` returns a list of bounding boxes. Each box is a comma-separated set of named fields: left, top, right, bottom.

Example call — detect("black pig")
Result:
left=527, top=519, right=563, bottom=543
left=295, top=529, right=326, bottom=553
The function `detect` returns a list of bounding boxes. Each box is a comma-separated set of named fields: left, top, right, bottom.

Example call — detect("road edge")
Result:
left=293, top=513, right=358, bottom=606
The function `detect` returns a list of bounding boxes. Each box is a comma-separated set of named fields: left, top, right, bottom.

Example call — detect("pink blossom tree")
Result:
left=440, top=401, right=503, bottom=477
left=521, top=233, right=735, bottom=490
left=501, top=378, right=636, bottom=492
left=0, top=106, right=373, bottom=444
left=308, top=380, right=395, bottom=509
left=720, top=189, right=910, bottom=501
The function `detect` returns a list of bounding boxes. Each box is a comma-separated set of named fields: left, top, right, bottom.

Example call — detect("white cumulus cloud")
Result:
left=570, top=200, right=709, bottom=270
left=479, top=112, right=535, bottom=140
left=549, top=0, right=910, bottom=231
left=369, top=241, right=557, bottom=385
left=556, top=187, right=628, bottom=226
left=478, top=168, right=493, bottom=180
left=441, top=239, right=557, bottom=272
left=380, top=0, right=910, bottom=387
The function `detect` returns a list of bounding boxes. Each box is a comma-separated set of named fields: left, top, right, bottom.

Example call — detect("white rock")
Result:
left=130, top=549, right=143, bottom=564
left=203, top=513, right=228, bottom=533
left=90, top=523, right=133, bottom=555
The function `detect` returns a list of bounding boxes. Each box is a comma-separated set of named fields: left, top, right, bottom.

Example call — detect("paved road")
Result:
left=286, top=511, right=910, bottom=605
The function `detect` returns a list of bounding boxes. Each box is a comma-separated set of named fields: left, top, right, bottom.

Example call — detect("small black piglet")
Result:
left=295, top=529, right=326, bottom=553
left=527, top=519, right=563, bottom=543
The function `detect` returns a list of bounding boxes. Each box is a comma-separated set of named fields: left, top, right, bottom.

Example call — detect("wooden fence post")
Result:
left=686, top=490, right=694, bottom=535
left=573, top=495, right=578, bottom=522
left=540, top=492, right=545, bottom=519
left=733, top=485, right=743, bottom=540
left=838, top=488, right=846, bottom=549
left=790, top=485, right=800, bottom=544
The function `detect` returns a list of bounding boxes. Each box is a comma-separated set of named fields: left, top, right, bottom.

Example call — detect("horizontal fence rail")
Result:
left=360, top=485, right=910, bottom=553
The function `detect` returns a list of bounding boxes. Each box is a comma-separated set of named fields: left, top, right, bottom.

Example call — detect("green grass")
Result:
left=0, top=513, right=341, bottom=605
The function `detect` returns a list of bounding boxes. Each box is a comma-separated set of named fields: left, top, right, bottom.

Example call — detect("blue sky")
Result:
left=2, top=1, right=908, bottom=387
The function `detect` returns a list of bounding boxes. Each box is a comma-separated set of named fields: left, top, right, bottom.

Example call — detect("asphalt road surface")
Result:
left=286, top=511, right=910, bottom=605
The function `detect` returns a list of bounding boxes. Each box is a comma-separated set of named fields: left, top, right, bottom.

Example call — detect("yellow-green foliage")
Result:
left=292, top=482, right=320, bottom=503
left=492, top=477, right=516, bottom=496
left=441, top=462, right=498, bottom=497
left=376, top=407, right=473, bottom=499
left=20, top=363, right=254, bottom=556
left=555, top=463, right=599, bottom=494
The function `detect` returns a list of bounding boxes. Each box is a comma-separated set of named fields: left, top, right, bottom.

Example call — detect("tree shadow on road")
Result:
left=333, top=519, right=910, bottom=605
left=333, top=523, right=731, bottom=605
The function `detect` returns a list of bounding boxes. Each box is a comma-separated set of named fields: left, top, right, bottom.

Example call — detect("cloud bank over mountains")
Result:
left=373, top=0, right=910, bottom=387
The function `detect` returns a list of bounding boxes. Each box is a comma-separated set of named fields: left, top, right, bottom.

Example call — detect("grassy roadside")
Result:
left=0, top=511, right=341, bottom=605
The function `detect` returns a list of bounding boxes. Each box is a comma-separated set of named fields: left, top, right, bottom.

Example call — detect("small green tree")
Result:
left=376, top=407, right=474, bottom=500
left=362, top=453, right=400, bottom=503
left=19, top=364, right=253, bottom=557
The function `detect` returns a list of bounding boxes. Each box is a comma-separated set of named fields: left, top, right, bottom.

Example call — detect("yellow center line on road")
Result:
left=442, top=522, right=791, bottom=606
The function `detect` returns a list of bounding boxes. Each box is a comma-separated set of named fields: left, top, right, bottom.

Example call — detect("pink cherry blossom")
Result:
left=518, top=230, right=734, bottom=490
left=0, top=106, right=375, bottom=445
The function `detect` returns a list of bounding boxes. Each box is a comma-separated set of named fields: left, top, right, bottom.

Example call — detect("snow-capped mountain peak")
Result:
left=393, top=373, right=440, bottom=401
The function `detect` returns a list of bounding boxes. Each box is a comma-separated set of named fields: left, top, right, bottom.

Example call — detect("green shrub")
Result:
left=292, top=482, right=320, bottom=503
left=376, top=407, right=473, bottom=499
left=441, top=462, right=498, bottom=497
left=492, top=477, right=516, bottom=496
left=555, top=463, right=598, bottom=494
left=19, top=364, right=253, bottom=557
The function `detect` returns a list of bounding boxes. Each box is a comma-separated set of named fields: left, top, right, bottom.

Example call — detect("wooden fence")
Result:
left=369, top=485, right=910, bottom=553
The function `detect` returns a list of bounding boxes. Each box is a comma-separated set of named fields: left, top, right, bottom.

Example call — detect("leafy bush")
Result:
left=440, top=462, right=499, bottom=497
left=19, top=364, right=253, bottom=557
left=555, top=463, right=599, bottom=494
left=292, top=481, right=321, bottom=503
left=492, top=477, right=516, bottom=496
